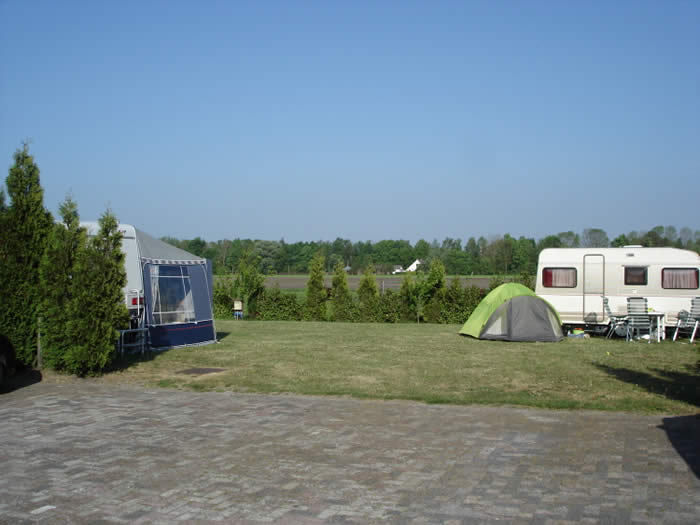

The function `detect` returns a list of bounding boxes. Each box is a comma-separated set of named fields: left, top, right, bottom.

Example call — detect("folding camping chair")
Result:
left=603, top=297, right=627, bottom=339
left=673, top=297, right=700, bottom=343
left=626, top=297, right=652, bottom=343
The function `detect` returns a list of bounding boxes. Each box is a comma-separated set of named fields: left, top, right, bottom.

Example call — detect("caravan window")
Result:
left=662, top=268, right=699, bottom=289
left=542, top=268, right=576, bottom=288
left=151, top=265, right=196, bottom=325
left=624, top=266, right=647, bottom=286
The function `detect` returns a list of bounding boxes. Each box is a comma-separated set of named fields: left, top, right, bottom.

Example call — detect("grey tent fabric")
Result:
left=480, top=295, right=563, bottom=342
left=189, top=261, right=214, bottom=321
left=134, top=228, right=206, bottom=264
left=140, top=260, right=215, bottom=348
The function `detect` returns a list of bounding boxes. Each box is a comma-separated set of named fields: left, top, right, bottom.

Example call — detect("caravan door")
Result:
left=582, top=254, right=605, bottom=323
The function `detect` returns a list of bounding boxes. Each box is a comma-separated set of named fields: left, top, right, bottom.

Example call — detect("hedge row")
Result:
left=215, top=277, right=489, bottom=324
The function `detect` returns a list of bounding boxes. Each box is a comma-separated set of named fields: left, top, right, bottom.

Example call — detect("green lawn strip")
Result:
left=112, top=320, right=699, bottom=414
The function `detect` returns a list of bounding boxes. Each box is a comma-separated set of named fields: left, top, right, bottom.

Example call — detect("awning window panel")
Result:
left=150, top=265, right=196, bottom=325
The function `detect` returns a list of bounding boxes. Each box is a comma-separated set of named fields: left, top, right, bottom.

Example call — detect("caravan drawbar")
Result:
left=535, top=247, right=700, bottom=331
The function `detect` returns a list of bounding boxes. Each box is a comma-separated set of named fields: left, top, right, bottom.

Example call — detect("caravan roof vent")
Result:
left=623, top=245, right=643, bottom=248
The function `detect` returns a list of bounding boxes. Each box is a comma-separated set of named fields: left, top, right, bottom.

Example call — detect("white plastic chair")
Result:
left=673, top=297, right=700, bottom=343
left=603, top=297, right=626, bottom=339
left=626, top=298, right=652, bottom=343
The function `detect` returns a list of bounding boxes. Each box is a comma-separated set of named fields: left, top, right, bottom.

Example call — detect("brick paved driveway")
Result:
left=1, top=376, right=698, bottom=524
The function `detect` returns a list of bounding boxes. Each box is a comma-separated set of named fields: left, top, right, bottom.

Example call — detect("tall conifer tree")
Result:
left=330, top=260, right=354, bottom=321
left=305, top=253, right=326, bottom=320
left=39, top=196, right=86, bottom=370
left=0, top=144, right=52, bottom=366
left=234, top=249, right=265, bottom=317
left=64, top=210, right=128, bottom=376
left=357, top=265, right=380, bottom=322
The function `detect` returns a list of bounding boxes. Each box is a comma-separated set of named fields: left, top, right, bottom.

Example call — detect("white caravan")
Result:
left=81, top=222, right=216, bottom=349
left=82, top=223, right=148, bottom=322
left=535, top=247, right=700, bottom=331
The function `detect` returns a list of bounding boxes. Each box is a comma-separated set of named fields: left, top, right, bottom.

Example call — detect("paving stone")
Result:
left=0, top=380, right=698, bottom=524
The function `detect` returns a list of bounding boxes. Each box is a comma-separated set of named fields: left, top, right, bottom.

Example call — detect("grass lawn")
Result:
left=101, top=320, right=699, bottom=414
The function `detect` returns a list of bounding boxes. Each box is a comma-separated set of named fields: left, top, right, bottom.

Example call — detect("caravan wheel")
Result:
left=614, top=324, right=627, bottom=337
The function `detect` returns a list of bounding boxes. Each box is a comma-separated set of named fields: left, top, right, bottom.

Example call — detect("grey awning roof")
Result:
left=135, top=228, right=206, bottom=265
left=81, top=222, right=206, bottom=265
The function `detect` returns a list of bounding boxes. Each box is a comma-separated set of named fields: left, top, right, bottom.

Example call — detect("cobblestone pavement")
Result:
left=1, top=378, right=698, bottom=524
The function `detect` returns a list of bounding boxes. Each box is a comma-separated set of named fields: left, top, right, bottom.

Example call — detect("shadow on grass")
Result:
left=108, top=336, right=227, bottom=375
left=593, top=363, right=700, bottom=408
left=106, top=349, right=161, bottom=373
left=658, top=414, right=700, bottom=480
left=0, top=368, right=43, bottom=394
left=595, top=361, right=700, bottom=479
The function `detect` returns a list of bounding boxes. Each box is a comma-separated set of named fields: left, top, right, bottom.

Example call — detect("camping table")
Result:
left=648, top=312, right=666, bottom=342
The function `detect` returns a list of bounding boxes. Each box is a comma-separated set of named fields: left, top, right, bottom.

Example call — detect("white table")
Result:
left=648, top=312, right=666, bottom=342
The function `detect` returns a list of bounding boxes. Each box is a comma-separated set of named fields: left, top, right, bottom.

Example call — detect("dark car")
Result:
left=0, top=335, right=16, bottom=386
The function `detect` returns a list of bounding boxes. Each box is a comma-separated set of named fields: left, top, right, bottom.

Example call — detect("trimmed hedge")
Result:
left=256, top=286, right=303, bottom=321
left=213, top=276, right=238, bottom=319
left=215, top=276, right=487, bottom=324
left=213, top=260, right=519, bottom=325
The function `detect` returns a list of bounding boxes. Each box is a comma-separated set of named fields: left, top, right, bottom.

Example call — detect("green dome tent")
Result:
left=460, top=283, right=563, bottom=342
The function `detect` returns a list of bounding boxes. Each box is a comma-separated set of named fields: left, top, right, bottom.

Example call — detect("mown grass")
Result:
left=103, top=320, right=699, bottom=414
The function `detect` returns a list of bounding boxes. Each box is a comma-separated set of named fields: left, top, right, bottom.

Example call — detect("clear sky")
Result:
left=1, top=0, right=698, bottom=243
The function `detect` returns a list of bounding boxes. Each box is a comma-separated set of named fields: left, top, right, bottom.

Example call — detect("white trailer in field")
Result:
left=535, top=247, right=700, bottom=332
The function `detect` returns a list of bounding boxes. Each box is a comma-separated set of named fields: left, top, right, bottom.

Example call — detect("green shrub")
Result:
left=513, top=271, right=535, bottom=290
left=438, top=277, right=466, bottom=324
left=64, top=211, right=129, bottom=376
left=257, top=286, right=302, bottom=321
left=330, top=261, right=356, bottom=321
left=421, top=259, right=447, bottom=303
left=38, top=197, right=86, bottom=370
left=357, top=265, right=381, bottom=322
left=304, top=253, right=327, bottom=320
left=488, top=275, right=506, bottom=292
left=446, top=280, right=485, bottom=324
left=0, top=144, right=52, bottom=367
left=213, top=267, right=486, bottom=326
left=379, top=289, right=401, bottom=323
left=463, top=285, right=486, bottom=318
left=424, top=288, right=446, bottom=323
left=213, top=276, right=239, bottom=319
left=399, top=274, right=420, bottom=322
left=424, top=278, right=485, bottom=324
left=234, top=249, right=265, bottom=317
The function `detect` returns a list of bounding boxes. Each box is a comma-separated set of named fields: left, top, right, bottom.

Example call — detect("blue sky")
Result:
left=1, top=0, right=698, bottom=242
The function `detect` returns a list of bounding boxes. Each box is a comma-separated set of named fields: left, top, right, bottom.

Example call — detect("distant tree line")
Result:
left=166, top=226, right=700, bottom=276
